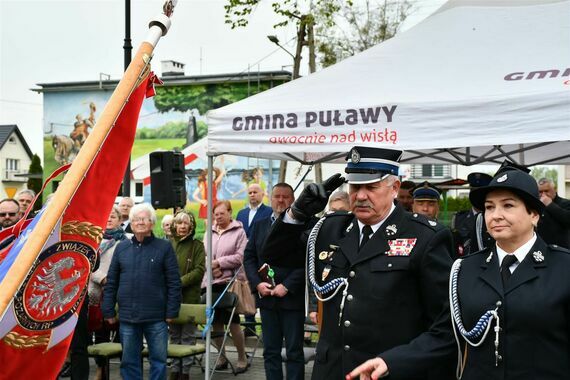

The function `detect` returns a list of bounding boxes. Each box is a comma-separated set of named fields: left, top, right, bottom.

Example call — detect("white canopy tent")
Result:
left=202, top=1, right=570, bottom=376
left=207, top=0, right=570, bottom=166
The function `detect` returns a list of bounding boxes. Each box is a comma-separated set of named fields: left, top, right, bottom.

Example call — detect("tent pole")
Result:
left=205, top=154, right=214, bottom=380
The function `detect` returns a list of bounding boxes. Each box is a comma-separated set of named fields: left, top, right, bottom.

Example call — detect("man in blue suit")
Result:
left=236, top=183, right=273, bottom=238
left=244, top=183, right=307, bottom=380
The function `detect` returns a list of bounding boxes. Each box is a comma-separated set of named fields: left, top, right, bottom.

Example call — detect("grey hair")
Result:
left=538, top=177, right=555, bottom=187
left=329, top=190, right=350, bottom=204
left=129, top=203, right=157, bottom=224
left=16, top=189, right=36, bottom=199
left=161, top=214, right=174, bottom=226
left=109, top=205, right=121, bottom=220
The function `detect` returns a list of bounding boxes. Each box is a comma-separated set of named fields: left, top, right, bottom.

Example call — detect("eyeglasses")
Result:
left=0, top=212, right=17, bottom=217
left=132, top=217, right=152, bottom=223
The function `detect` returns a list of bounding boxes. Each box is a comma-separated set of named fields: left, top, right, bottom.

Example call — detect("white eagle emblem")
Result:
left=27, top=257, right=83, bottom=317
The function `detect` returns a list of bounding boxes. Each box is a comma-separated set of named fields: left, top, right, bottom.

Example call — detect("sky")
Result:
left=0, top=0, right=445, bottom=158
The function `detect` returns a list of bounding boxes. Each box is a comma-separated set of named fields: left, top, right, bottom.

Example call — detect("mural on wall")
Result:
left=42, top=79, right=285, bottom=206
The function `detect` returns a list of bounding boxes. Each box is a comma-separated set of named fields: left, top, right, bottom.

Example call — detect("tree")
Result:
left=224, top=0, right=413, bottom=67
left=531, top=166, right=558, bottom=184
left=27, top=154, right=43, bottom=211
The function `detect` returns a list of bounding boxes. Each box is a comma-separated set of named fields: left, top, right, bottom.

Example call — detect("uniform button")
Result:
left=347, top=294, right=353, bottom=301
left=344, top=345, right=350, bottom=351
left=344, top=320, right=351, bottom=327
left=387, top=263, right=393, bottom=268
left=349, top=271, right=355, bottom=278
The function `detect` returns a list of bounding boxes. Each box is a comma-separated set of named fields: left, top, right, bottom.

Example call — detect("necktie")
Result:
left=359, top=225, right=373, bottom=251
left=500, top=254, right=518, bottom=286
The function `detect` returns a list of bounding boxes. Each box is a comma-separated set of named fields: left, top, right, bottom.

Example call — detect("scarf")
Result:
left=99, top=227, right=126, bottom=254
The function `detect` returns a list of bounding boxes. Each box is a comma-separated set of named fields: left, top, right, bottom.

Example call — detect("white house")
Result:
left=0, top=125, right=34, bottom=199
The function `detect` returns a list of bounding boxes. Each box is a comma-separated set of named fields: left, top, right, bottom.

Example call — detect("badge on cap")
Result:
left=532, top=251, right=544, bottom=262
left=497, top=174, right=508, bottom=183
left=350, top=148, right=361, bottom=163
left=385, top=224, right=397, bottom=237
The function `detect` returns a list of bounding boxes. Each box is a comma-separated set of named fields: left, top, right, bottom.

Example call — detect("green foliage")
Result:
left=443, top=196, right=472, bottom=212
left=154, top=82, right=277, bottom=115
left=531, top=166, right=558, bottom=184
left=314, top=0, right=413, bottom=67
left=27, top=154, right=43, bottom=211
left=136, top=121, right=187, bottom=139
left=224, top=0, right=412, bottom=67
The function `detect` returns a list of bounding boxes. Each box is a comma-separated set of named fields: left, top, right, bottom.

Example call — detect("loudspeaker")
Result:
left=150, top=151, right=187, bottom=209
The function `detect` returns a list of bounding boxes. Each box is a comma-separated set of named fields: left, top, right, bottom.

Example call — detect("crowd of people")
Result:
left=14, top=144, right=567, bottom=380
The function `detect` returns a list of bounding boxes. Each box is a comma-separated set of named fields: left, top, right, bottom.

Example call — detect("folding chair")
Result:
left=142, top=304, right=207, bottom=372
left=200, top=291, right=239, bottom=377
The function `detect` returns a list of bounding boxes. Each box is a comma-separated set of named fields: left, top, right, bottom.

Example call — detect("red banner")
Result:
left=0, top=72, right=158, bottom=379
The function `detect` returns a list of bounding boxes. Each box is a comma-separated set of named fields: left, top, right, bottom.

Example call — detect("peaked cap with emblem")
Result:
left=467, top=172, right=493, bottom=188
left=469, top=166, right=544, bottom=215
left=412, top=181, right=441, bottom=201
left=345, top=146, right=402, bottom=184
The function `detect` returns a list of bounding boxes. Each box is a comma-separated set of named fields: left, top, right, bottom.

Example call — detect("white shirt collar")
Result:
left=496, top=233, right=537, bottom=267
left=249, top=203, right=261, bottom=211
left=357, top=203, right=396, bottom=235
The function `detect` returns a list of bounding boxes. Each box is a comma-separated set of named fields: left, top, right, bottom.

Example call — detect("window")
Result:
left=412, top=164, right=450, bottom=179
left=5, top=159, right=20, bottom=180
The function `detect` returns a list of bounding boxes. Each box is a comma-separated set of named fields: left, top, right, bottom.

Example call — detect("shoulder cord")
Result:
left=306, top=217, right=349, bottom=302
left=449, top=259, right=502, bottom=379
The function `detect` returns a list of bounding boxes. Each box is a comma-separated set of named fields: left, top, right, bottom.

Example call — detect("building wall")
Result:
left=0, top=131, right=32, bottom=198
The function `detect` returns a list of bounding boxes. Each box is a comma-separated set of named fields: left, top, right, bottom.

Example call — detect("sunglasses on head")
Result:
left=0, top=212, right=17, bottom=217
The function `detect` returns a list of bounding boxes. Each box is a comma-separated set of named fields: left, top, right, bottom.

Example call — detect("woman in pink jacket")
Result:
left=201, top=200, right=248, bottom=374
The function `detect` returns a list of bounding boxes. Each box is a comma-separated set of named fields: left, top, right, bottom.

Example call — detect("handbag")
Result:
left=229, top=278, right=256, bottom=316
left=87, top=302, right=103, bottom=332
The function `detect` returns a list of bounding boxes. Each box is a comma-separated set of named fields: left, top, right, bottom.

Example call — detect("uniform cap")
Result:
left=467, top=172, right=493, bottom=188
left=345, top=146, right=402, bottom=184
left=469, top=169, right=543, bottom=214
left=412, top=181, right=441, bottom=201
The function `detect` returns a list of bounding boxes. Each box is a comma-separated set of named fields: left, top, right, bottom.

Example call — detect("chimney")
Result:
left=161, top=60, right=185, bottom=76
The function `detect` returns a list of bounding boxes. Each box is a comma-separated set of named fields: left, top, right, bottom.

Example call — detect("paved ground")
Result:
left=76, top=336, right=316, bottom=379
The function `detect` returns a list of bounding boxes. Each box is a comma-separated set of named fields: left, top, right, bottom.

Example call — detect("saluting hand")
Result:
left=346, top=357, right=388, bottom=380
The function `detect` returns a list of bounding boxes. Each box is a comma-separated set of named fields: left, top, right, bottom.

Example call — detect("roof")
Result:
left=33, top=70, right=293, bottom=93
left=0, top=125, right=34, bottom=159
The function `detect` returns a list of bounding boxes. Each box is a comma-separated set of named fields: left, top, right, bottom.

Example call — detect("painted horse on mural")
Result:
left=52, top=135, right=78, bottom=165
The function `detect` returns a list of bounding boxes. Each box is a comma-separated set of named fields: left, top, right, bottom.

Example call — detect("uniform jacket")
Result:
left=455, top=237, right=570, bottom=380
left=172, top=234, right=205, bottom=304
left=243, top=216, right=306, bottom=311
left=271, top=206, right=456, bottom=380
left=236, top=203, right=273, bottom=238
left=537, top=195, right=570, bottom=248
left=201, top=220, right=247, bottom=288
left=102, top=234, right=181, bottom=323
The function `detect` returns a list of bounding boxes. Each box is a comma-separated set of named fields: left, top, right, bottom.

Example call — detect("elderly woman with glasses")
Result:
left=168, top=211, right=205, bottom=380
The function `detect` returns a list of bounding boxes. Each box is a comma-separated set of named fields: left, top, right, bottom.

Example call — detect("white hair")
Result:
left=161, top=214, right=174, bottom=226
left=129, top=203, right=157, bottom=224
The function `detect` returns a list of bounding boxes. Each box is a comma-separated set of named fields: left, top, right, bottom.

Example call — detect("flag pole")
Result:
left=0, top=0, right=179, bottom=317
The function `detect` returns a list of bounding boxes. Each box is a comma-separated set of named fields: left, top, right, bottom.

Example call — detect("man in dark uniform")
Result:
left=411, top=181, right=442, bottom=220
left=452, top=172, right=493, bottom=257
left=264, top=147, right=456, bottom=380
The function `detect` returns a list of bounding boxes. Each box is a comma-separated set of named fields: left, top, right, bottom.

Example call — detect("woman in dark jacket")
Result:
left=349, top=167, right=570, bottom=380
left=169, top=211, right=205, bottom=380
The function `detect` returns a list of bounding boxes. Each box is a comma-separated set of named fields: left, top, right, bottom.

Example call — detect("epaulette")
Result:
left=549, top=244, right=570, bottom=254
left=408, top=212, right=442, bottom=231
left=460, top=246, right=491, bottom=260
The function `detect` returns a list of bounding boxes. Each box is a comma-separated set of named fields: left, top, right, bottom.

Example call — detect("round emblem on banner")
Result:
left=13, top=241, right=96, bottom=331
left=350, top=149, right=360, bottom=163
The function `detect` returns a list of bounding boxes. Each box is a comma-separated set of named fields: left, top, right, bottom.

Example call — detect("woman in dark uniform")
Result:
left=349, top=167, right=570, bottom=380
